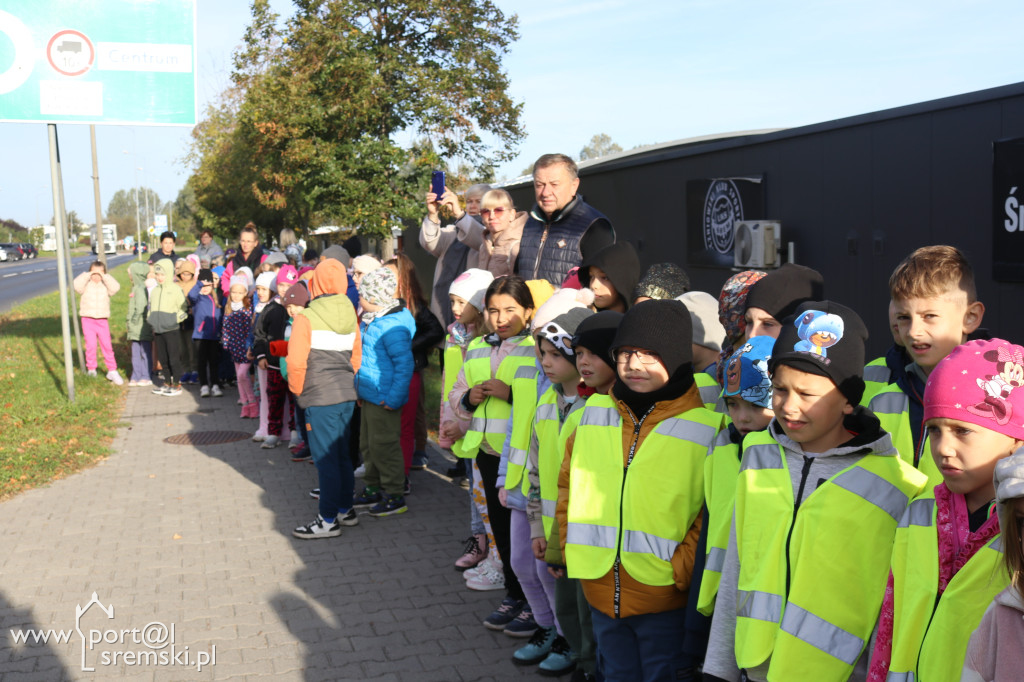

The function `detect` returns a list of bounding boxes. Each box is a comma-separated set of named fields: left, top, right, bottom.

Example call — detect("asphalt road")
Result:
left=0, top=252, right=137, bottom=316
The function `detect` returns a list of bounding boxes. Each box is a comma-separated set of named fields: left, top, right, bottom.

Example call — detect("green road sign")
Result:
left=0, top=0, right=196, bottom=126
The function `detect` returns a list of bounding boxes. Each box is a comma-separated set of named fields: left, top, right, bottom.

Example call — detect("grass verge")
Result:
left=0, top=261, right=135, bottom=500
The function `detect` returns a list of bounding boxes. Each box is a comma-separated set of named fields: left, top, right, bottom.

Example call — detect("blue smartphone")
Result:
left=431, top=170, right=445, bottom=197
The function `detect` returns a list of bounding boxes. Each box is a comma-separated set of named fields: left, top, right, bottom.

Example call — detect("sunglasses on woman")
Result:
left=480, top=206, right=509, bottom=218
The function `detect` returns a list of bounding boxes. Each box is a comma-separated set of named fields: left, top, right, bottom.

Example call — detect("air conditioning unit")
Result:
left=733, top=221, right=781, bottom=269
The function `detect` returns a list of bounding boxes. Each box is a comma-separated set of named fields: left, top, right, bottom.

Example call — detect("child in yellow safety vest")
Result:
left=704, top=301, right=927, bottom=682
left=561, top=300, right=723, bottom=681
left=961, top=447, right=1024, bottom=681
left=869, top=339, right=1024, bottom=682
left=438, top=268, right=495, bottom=572
left=864, top=245, right=986, bottom=487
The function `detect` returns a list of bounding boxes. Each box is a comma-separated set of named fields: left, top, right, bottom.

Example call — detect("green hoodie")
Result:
left=147, top=258, right=187, bottom=334
left=126, top=261, right=153, bottom=342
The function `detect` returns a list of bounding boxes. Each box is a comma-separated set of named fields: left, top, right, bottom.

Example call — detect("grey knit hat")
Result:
left=632, top=262, right=691, bottom=301
left=995, top=447, right=1024, bottom=536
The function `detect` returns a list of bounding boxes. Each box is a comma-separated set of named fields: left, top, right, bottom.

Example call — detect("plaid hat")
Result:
left=633, top=263, right=691, bottom=301
left=359, top=267, right=398, bottom=308
left=745, top=263, right=825, bottom=323
left=769, top=300, right=868, bottom=404
left=722, top=336, right=775, bottom=408
left=537, top=308, right=594, bottom=361
left=923, top=339, right=1024, bottom=441
left=280, top=281, right=310, bottom=308
left=572, top=311, right=623, bottom=369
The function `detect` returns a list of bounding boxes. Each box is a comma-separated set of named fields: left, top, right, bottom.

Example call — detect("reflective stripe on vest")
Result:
left=565, top=395, right=718, bottom=584
left=863, top=362, right=892, bottom=385
left=697, top=427, right=742, bottom=616
left=530, top=392, right=584, bottom=537
left=504, top=364, right=542, bottom=491
left=734, top=431, right=926, bottom=676
left=454, top=336, right=536, bottom=459
left=868, top=386, right=943, bottom=487
left=888, top=489, right=1007, bottom=680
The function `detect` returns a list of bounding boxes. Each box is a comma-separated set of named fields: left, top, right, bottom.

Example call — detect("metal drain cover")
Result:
left=164, top=431, right=252, bottom=446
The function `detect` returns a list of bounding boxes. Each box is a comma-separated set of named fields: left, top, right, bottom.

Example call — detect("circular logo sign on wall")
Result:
left=703, top=179, right=744, bottom=255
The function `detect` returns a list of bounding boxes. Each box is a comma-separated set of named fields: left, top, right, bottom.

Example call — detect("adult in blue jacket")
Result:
left=353, top=267, right=416, bottom=516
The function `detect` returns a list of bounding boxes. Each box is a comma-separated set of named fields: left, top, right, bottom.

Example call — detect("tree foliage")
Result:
left=187, top=0, right=524, bottom=241
left=105, top=187, right=163, bottom=241
left=579, top=133, right=622, bottom=161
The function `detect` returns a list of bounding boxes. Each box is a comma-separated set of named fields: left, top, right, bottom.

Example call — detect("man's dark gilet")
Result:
left=432, top=240, right=470, bottom=328
left=517, top=197, right=606, bottom=286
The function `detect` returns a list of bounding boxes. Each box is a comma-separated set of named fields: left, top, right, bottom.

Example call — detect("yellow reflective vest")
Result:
left=887, top=491, right=1008, bottom=682
left=443, top=336, right=470, bottom=455
left=866, top=384, right=942, bottom=487
left=565, top=394, right=722, bottom=589
left=452, top=335, right=537, bottom=459
left=697, top=426, right=742, bottom=616
left=863, top=355, right=893, bottom=403
left=528, top=387, right=585, bottom=537
left=733, top=431, right=926, bottom=679
left=694, top=371, right=728, bottom=414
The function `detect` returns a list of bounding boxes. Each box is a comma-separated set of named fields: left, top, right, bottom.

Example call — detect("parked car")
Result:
left=0, top=243, right=25, bottom=260
left=0, top=245, right=7, bottom=262
left=19, top=243, right=37, bottom=258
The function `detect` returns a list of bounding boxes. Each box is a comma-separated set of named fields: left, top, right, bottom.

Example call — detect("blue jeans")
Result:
left=590, top=606, right=688, bottom=682
left=305, top=401, right=356, bottom=520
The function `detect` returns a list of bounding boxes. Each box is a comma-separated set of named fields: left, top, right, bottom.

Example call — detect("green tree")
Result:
left=189, top=0, right=524, bottom=241
left=579, top=133, right=622, bottom=161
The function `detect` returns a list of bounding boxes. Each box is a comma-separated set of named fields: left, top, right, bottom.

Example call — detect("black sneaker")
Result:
left=446, top=460, right=467, bottom=478
left=404, top=476, right=411, bottom=495
left=291, top=449, right=312, bottom=463
left=352, top=486, right=382, bottom=509
left=483, top=598, right=524, bottom=631
left=337, top=508, right=359, bottom=526
left=292, top=515, right=342, bottom=539
left=368, top=494, right=407, bottom=517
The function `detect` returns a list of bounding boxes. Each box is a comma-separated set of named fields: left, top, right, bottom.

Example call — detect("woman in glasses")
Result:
left=476, top=189, right=527, bottom=278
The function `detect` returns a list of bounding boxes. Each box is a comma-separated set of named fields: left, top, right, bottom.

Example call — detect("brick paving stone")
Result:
left=0, top=384, right=540, bottom=679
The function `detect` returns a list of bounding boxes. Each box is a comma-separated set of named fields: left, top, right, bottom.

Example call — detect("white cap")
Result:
left=448, top=268, right=495, bottom=313
left=255, top=271, right=278, bottom=290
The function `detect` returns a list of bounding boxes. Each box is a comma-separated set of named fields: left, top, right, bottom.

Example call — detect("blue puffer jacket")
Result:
left=356, top=306, right=416, bottom=410
left=188, top=281, right=222, bottom=341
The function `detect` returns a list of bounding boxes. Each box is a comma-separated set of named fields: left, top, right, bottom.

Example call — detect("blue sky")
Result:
left=1, top=0, right=1022, bottom=231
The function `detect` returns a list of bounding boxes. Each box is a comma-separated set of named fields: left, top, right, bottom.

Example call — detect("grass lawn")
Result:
left=0, top=260, right=136, bottom=500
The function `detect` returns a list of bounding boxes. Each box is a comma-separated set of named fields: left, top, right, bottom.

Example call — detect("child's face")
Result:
left=451, top=295, right=480, bottom=326
left=588, top=266, right=623, bottom=312
left=450, top=294, right=467, bottom=321
left=539, top=338, right=579, bottom=387
left=353, top=270, right=367, bottom=287
left=230, top=286, right=246, bottom=303
left=616, top=346, right=670, bottom=393
left=725, top=395, right=774, bottom=436
left=179, top=270, right=194, bottom=282
left=160, top=237, right=175, bottom=253
left=89, top=266, right=104, bottom=279
left=744, top=307, right=781, bottom=341
left=286, top=304, right=304, bottom=318
left=360, top=296, right=378, bottom=313
left=212, top=273, right=220, bottom=289
left=894, top=291, right=983, bottom=375
left=277, top=281, right=292, bottom=298
left=154, top=269, right=165, bottom=283
left=486, top=293, right=531, bottom=340
left=576, top=346, right=616, bottom=393
left=771, top=364, right=853, bottom=453
left=255, top=285, right=271, bottom=303
left=927, top=417, right=1022, bottom=509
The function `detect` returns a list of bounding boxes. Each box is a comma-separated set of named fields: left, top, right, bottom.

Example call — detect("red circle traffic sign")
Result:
left=46, top=29, right=94, bottom=77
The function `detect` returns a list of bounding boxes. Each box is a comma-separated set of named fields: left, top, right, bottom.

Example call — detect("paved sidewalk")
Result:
left=0, top=383, right=545, bottom=681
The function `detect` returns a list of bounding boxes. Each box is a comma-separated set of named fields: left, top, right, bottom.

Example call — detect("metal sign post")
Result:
left=47, top=124, right=75, bottom=402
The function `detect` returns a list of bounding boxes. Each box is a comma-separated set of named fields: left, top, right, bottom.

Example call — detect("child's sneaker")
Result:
left=260, top=435, right=280, bottom=449
left=465, top=560, right=506, bottom=591
left=454, top=534, right=488, bottom=571
left=87, top=369, right=98, bottom=378
left=309, top=488, right=320, bottom=499
left=353, top=464, right=366, bottom=478
left=503, top=605, right=537, bottom=638
left=368, top=494, right=407, bottom=517
left=464, top=555, right=501, bottom=580
left=128, top=379, right=139, bottom=387
left=199, top=385, right=211, bottom=398
left=512, top=626, right=557, bottom=665
left=137, top=379, right=152, bottom=386
left=152, top=384, right=167, bottom=395
left=292, top=514, right=342, bottom=539
left=252, top=432, right=267, bottom=442
left=337, top=509, right=359, bottom=526
left=211, top=384, right=223, bottom=397
left=537, top=636, right=575, bottom=676
left=404, top=477, right=412, bottom=496
left=289, top=432, right=304, bottom=449
left=164, top=385, right=183, bottom=397
left=106, top=370, right=123, bottom=385
left=482, top=598, right=524, bottom=631
left=189, top=371, right=200, bottom=384
left=179, top=373, right=190, bottom=385
left=410, top=451, right=428, bottom=470
left=352, top=486, right=382, bottom=509
left=446, top=460, right=467, bottom=478
left=291, top=449, right=312, bottom=463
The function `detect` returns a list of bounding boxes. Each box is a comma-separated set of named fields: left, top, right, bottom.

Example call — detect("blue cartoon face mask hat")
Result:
left=768, top=300, right=869, bottom=405
left=722, top=335, right=776, bottom=408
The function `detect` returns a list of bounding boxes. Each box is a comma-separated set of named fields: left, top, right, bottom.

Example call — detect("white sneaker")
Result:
left=211, top=384, right=223, bottom=397
left=289, top=432, right=304, bottom=448
left=86, top=369, right=97, bottom=378
left=138, top=379, right=152, bottom=386
left=106, top=370, right=124, bottom=386
left=128, top=379, right=139, bottom=387
left=464, top=555, right=502, bottom=580
left=260, top=435, right=280, bottom=449
left=465, top=561, right=506, bottom=591
left=354, top=464, right=366, bottom=478
left=199, top=385, right=211, bottom=398
left=292, top=515, right=342, bottom=539
left=252, top=432, right=267, bottom=442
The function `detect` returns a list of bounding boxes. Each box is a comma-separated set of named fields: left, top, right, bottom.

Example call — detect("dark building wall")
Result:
left=505, top=83, right=1024, bottom=358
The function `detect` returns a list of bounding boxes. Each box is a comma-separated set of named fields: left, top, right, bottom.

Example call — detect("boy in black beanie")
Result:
left=560, top=299, right=724, bottom=681
left=742, top=263, right=825, bottom=340
left=704, top=301, right=927, bottom=682
left=578, top=241, right=641, bottom=313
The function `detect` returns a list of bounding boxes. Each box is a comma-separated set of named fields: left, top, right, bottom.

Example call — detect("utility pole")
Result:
left=90, top=125, right=106, bottom=266
left=48, top=124, right=75, bottom=402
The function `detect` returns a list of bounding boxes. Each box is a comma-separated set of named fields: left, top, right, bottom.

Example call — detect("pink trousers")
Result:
left=82, top=317, right=116, bottom=372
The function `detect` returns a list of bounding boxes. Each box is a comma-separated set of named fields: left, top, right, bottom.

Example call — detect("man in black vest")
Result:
left=515, top=153, right=614, bottom=286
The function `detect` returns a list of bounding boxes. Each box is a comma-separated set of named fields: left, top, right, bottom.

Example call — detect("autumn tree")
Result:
left=189, top=0, right=524, bottom=241
left=579, top=133, right=622, bottom=161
